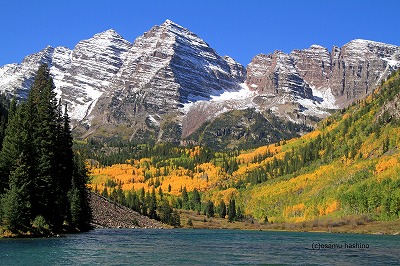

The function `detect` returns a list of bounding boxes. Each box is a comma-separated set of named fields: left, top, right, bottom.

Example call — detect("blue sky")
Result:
left=1, top=0, right=399, bottom=66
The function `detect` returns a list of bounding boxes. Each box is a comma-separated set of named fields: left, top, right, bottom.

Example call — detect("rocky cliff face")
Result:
left=330, top=40, right=400, bottom=106
left=55, top=29, right=132, bottom=121
left=246, top=51, right=313, bottom=99
left=0, top=21, right=399, bottom=147
left=247, top=39, right=400, bottom=110
left=85, top=20, right=246, bottom=141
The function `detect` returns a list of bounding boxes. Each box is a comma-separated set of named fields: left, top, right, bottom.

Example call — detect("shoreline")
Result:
left=3, top=220, right=399, bottom=238
left=178, top=210, right=400, bottom=236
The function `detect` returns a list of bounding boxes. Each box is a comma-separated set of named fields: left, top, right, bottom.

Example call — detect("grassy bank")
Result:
left=179, top=210, right=400, bottom=235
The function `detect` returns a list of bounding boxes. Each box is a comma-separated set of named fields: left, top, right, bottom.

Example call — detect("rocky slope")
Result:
left=90, top=192, right=167, bottom=229
left=0, top=21, right=399, bottom=147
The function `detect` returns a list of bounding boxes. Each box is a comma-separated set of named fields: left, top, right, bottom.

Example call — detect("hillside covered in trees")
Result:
left=0, top=65, right=91, bottom=237
left=89, top=69, right=400, bottom=227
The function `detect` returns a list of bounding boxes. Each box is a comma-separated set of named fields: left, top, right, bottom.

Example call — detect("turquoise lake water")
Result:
left=0, top=229, right=399, bottom=265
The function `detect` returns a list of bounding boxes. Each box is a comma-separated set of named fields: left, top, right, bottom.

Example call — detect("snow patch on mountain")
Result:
left=310, top=86, right=338, bottom=109
left=180, top=83, right=256, bottom=115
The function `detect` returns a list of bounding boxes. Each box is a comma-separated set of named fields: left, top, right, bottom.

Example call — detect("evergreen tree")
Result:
left=1, top=183, right=30, bottom=232
left=181, top=186, right=189, bottom=210
left=140, top=188, right=147, bottom=216
left=218, top=200, right=227, bottom=218
left=228, top=199, right=236, bottom=222
left=55, top=104, right=74, bottom=225
left=0, top=94, right=11, bottom=150
left=0, top=100, right=34, bottom=233
left=116, top=183, right=125, bottom=205
left=101, top=187, right=109, bottom=198
left=170, top=210, right=181, bottom=227
left=191, top=188, right=201, bottom=212
left=158, top=199, right=172, bottom=225
left=148, top=188, right=157, bottom=219
left=68, top=153, right=92, bottom=231
left=27, top=64, right=61, bottom=229
left=0, top=102, right=31, bottom=195
left=0, top=153, right=31, bottom=232
left=206, top=200, right=214, bottom=218
left=158, top=187, right=163, bottom=200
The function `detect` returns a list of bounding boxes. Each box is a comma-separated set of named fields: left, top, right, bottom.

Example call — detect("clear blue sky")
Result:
left=1, top=0, right=399, bottom=66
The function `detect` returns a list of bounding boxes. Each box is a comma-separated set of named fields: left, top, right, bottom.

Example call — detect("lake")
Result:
left=1, top=229, right=399, bottom=265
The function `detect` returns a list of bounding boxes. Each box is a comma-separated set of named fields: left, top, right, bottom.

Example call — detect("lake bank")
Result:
left=179, top=210, right=400, bottom=235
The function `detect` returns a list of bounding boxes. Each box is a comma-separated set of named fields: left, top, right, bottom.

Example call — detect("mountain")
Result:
left=0, top=21, right=399, bottom=148
left=247, top=39, right=400, bottom=122
left=82, top=20, right=246, bottom=142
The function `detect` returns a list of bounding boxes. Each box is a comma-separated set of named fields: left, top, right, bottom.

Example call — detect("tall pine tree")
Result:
left=26, top=64, right=61, bottom=228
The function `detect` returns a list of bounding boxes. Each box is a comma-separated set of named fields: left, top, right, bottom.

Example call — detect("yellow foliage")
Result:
left=188, top=146, right=201, bottom=157
left=301, top=130, right=321, bottom=140
left=284, top=203, right=304, bottom=216
left=342, top=113, right=350, bottom=120
left=325, top=201, right=339, bottom=215
left=210, top=188, right=239, bottom=204
left=237, top=144, right=281, bottom=163
left=375, top=157, right=398, bottom=174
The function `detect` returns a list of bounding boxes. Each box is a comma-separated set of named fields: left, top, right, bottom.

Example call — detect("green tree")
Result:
left=140, top=188, right=147, bottom=216
left=191, top=188, right=201, bottom=212
left=1, top=183, right=30, bottom=232
left=148, top=188, right=157, bottom=219
left=158, top=187, right=163, bottom=200
left=228, top=199, right=236, bottom=222
left=0, top=154, right=31, bottom=232
left=181, top=186, right=189, bottom=210
left=68, top=153, right=92, bottom=231
left=0, top=102, right=31, bottom=195
left=206, top=200, right=214, bottom=218
left=116, top=183, right=125, bottom=205
left=170, top=210, right=181, bottom=227
left=55, top=104, right=74, bottom=224
left=27, top=64, right=63, bottom=229
left=101, top=187, right=109, bottom=198
left=218, top=200, right=226, bottom=218
left=0, top=95, right=10, bottom=146
left=158, top=199, right=172, bottom=225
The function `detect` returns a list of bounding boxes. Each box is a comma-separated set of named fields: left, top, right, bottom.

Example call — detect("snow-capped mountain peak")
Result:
left=0, top=21, right=399, bottom=144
